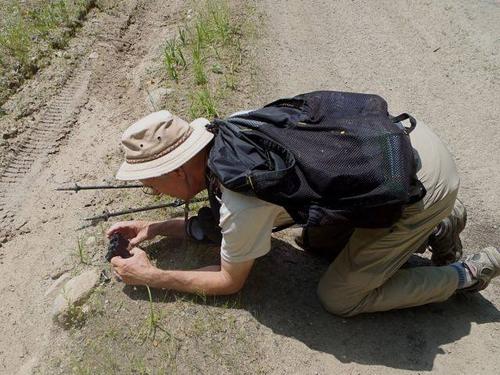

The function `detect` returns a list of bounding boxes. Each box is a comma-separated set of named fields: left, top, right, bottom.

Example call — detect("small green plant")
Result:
left=65, top=303, right=86, bottom=328
left=178, top=26, right=187, bottom=46
left=76, top=237, right=90, bottom=264
left=189, top=88, right=219, bottom=118
left=164, top=37, right=187, bottom=82
left=195, top=20, right=210, bottom=47
left=206, top=0, right=231, bottom=44
left=164, top=39, right=180, bottom=82
left=145, top=285, right=161, bottom=339
left=192, top=42, right=207, bottom=85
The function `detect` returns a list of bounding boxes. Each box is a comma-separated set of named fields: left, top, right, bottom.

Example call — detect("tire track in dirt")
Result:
left=0, top=1, right=186, bottom=372
left=0, top=71, right=90, bottom=244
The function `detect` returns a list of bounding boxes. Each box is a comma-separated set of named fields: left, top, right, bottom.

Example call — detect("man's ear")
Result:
left=175, top=166, right=187, bottom=179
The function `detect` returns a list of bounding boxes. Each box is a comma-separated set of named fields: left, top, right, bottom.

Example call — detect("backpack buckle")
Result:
left=391, top=113, right=417, bottom=134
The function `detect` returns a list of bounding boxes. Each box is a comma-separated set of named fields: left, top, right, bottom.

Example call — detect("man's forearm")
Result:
left=146, top=266, right=239, bottom=295
left=149, top=218, right=186, bottom=239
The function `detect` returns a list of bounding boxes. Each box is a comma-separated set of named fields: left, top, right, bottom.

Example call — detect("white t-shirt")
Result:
left=219, top=187, right=292, bottom=263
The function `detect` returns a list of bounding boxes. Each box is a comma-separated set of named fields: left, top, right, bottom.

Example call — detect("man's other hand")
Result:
left=106, top=220, right=155, bottom=247
left=110, top=247, right=156, bottom=285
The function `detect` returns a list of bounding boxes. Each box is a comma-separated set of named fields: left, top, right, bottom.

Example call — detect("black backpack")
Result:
left=207, top=91, right=426, bottom=228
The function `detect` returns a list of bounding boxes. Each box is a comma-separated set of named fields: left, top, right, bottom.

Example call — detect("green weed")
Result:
left=161, top=0, right=244, bottom=119
left=0, top=0, right=96, bottom=106
left=76, top=237, right=90, bottom=265
left=178, top=26, right=187, bottom=46
left=145, top=285, right=161, bottom=339
left=206, top=0, right=232, bottom=44
left=192, top=42, right=207, bottom=85
left=189, top=87, right=219, bottom=118
left=65, top=303, right=86, bottom=328
left=165, top=38, right=186, bottom=82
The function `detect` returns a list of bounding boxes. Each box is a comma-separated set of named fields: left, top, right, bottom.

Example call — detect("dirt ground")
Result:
left=0, top=0, right=499, bottom=374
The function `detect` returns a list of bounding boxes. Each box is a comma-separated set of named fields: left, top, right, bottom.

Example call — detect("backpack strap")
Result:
left=391, top=113, right=417, bottom=134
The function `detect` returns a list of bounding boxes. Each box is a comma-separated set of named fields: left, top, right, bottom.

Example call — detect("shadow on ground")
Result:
left=125, top=235, right=500, bottom=372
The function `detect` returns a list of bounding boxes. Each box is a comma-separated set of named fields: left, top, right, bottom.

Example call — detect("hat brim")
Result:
left=116, top=118, right=213, bottom=181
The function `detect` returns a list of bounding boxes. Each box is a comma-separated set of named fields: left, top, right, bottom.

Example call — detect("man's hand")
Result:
left=106, top=220, right=156, bottom=247
left=110, top=247, right=157, bottom=285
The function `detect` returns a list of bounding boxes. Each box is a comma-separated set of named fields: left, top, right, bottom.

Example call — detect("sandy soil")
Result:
left=0, top=0, right=498, bottom=374
left=252, top=0, right=500, bottom=373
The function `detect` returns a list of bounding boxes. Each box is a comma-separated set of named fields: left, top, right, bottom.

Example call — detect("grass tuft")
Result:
left=0, top=0, right=97, bottom=106
left=190, top=87, right=219, bottom=118
left=192, top=42, right=207, bottom=85
left=76, top=237, right=90, bottom=265
left=161, top=0, right=244, bottom=120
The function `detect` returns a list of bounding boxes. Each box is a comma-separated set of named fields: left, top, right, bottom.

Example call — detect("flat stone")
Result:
left=145, top=87, right=170, bottom=111
left=45, top=272, right=71, bottom=297
left=52, top=269, right=100, bottom=326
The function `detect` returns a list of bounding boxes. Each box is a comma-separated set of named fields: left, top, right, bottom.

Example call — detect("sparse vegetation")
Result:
left=36, top=1, right=262, bottom=373
left=76, top=236, right=90, bottom=264
left=0, top=0, right=97, bottom=106
left=190, top=87, right=219, bottom=118
left=162, top=0, right=247, bottom=119
left=143, top=285, right=168, bottom=341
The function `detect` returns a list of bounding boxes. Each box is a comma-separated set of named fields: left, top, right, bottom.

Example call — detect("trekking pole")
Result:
left=82, top=197, right=208, bottom=222
left=56, top=183, right=143, bottom=192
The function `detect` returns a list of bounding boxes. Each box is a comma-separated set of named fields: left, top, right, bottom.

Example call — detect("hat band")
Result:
left=126, top=127, right=193, bottom=164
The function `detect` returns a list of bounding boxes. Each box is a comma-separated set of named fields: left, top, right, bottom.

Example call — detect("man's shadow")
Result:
left=125, top=235, right=499, bottom=372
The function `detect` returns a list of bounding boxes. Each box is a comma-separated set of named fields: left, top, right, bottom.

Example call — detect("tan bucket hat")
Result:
left=116, top=110, right=213, bottom=180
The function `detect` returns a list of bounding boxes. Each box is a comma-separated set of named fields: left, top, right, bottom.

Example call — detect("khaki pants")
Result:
left=317, top=190, right=459, bottom=317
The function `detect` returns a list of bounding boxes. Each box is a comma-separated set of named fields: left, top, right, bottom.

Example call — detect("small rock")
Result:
left=211, top=63, right=223, bottom=74
left=89, top=52, right=99, bottom=59
left=52, top=269, right=100, bottom=326
left=2, top=128, right=18, bottom=139
left=85, top=236, right=96, bottom=246
left=146, top=87, right=168, bottom=111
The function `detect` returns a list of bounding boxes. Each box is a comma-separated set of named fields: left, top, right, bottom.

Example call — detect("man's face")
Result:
left=140, top=168, right=191, bottom=200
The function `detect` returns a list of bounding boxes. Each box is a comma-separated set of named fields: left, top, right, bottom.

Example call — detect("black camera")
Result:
left=105, top=233, right=131, bottom=262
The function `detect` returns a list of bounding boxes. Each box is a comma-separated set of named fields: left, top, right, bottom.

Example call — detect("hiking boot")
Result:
left=461, top=247, right=500, bottom=293
left=429, top=198, right=467, bottom=266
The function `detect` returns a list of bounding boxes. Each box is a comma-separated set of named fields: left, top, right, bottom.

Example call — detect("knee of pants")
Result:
left=317, top=280, right=362, bottom=318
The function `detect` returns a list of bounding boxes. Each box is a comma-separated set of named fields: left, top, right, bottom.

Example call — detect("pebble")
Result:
left=2, top=128, right=18, bottom=139
left=85, top=236, right=96, bottom=246
left=145, top=87, right=170, bottom=111
left=89, top=52, right=99, bottom=59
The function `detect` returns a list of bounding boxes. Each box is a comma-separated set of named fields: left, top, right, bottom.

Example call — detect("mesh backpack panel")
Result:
left=208, top=91, right=426, bottom=228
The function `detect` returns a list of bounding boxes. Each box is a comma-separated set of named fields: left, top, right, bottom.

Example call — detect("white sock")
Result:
left=450, top=262, right=477, bottom=289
